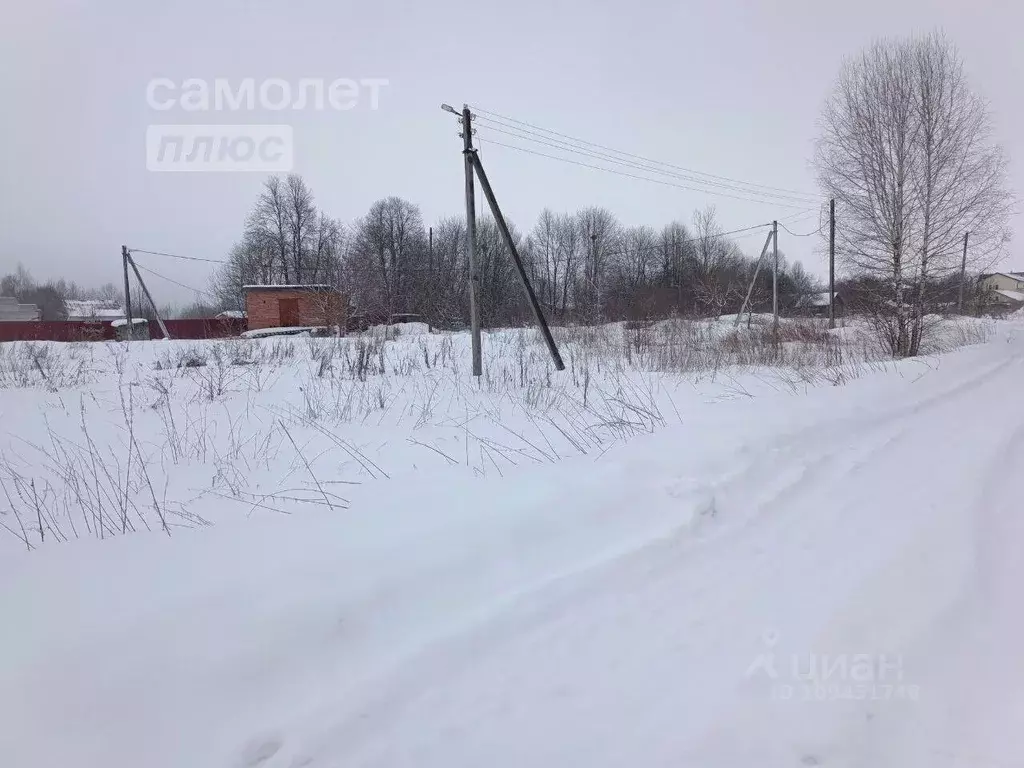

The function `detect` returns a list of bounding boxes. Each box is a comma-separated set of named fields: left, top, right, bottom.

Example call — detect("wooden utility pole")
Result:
left=958, top=231, right=970, bottom=313
left=121, top=245, right=134, bottom=340
left=126, top=253, right=171, bottom=339
left=443, top=101, right=564, bottom=375
left=772, top=220, right=779, bottom=335
left=828, top=198, right=836, bottom=329
left=469, top=151, right=565, bottom=371
left=461, top=106, right=483, bottom=376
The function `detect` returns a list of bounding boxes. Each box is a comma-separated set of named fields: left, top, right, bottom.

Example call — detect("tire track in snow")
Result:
left=260, top=422, right=915, bottom=766
left=679, top=352, right=1024, bottom=767
left=233, top=345, right=1024, bottom=768
left=853, top=416, right=1024, bottom=768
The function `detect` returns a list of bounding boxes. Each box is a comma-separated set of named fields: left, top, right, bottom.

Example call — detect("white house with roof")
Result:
left=978, top=271, right=1024, bottom=312
left=0, top=296, right=42, bottom=321
left=64, top=299, right=125, bottom=322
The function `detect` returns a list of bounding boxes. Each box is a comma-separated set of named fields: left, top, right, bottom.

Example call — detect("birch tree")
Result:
left=816, top=32, right=1010, bottom=356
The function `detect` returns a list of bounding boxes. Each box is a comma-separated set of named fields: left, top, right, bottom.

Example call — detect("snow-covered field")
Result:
left=0, top=316, right=921, bottom=548
left=1, top=315, right=1022, bottom=768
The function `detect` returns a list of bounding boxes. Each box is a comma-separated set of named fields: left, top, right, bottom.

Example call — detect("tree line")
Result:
left=211, top=175, right=818, bottom=328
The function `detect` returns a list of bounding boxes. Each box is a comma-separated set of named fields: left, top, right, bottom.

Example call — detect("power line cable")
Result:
left=601, top=223, right=771, bottom=259
left=779, top=208, right=818, bottom=223
left=780, top=221, right=823, bottom=238
left=478, top=138, right=812, bottom=210
left=128, top=248, right=227, bottom=265
left=133, top=263, right=219, bottom=300
left=476, top=122, right=814, bottom=206
left=475, top=118, right=818, bottom=206
left=131, top=248, right=327, bottom=276
left=469, top=105, right=819, bottom=201
left=782, top=201, right=828, bottom=236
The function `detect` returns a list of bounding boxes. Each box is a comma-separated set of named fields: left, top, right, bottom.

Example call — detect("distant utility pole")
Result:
left=734, top=229, right=775, bottom=327
left=442, top=102, right=565, bottom=374
left=121, top=245, right=134, bottom=340
left=772, top=220, right=779, bottom=335
left=958, top=231, right=970, bottom=314
left=829, top=198, right=836, bottom=329
left=126, top=252, right=171, bottom=339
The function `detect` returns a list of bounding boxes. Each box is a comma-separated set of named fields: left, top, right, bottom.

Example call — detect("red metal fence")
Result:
left=0, top=318, right=247, bottom=343
left=0, top=322, right=116, bottom=342
left=163, top=318, right=247, bottom=339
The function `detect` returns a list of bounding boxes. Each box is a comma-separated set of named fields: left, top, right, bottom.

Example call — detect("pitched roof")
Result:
left=994, top=289, right=1024, bottom=304
left=980, top=271, right=1024, bottom=282
left=64, top=299, right=124, bottom=319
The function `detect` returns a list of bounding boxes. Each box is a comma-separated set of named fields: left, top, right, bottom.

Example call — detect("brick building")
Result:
left=243, top=285, right=346, bottom=331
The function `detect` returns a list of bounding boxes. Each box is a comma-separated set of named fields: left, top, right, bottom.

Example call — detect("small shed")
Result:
left=243, top=285, right=345, bottom=331
left=111, top=317, right=150, bottom=340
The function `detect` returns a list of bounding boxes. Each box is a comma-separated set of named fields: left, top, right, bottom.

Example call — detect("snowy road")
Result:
left=2, top=325, right=1024, bottom=767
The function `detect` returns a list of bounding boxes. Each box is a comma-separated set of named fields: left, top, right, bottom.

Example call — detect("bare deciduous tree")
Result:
left=691, top=206, right=743, bottom=316
left=348, top=197, right=427, bottom=320
left=816, top=32, right=1011, bottom=356
left=211, top=174, right=345, bottom=310
left=524, top=209, right=561, bottom=316
left=659, top=221, right=696, bottom=314
left=576, top=206, right=619, bottom=321
left=420, top=216, right=468, bottom=328
left=786, top=260, right=816, bottom=307
left=284, top=174, right=317, bottom=283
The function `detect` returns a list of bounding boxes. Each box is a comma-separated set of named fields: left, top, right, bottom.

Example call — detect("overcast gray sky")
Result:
left=1, top=0, right=1019, bottom=304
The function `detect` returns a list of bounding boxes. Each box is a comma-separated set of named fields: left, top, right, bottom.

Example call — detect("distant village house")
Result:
left=63, top=299, right=125, bottom=322
left=978, top=271, right=1024, bottom=313
left=795, top=291, right=845, bottom=318
left=0, top=296, right=42, bottom=321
